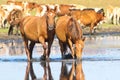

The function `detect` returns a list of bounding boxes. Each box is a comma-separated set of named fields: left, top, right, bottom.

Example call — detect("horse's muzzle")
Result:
left=48, top=26, right=54, bottom=30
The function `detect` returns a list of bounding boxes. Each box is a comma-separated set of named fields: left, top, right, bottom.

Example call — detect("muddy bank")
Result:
left=0, top=26, right=120, bottom=41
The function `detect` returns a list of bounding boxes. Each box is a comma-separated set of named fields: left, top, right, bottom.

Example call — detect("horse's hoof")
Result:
left=46, top=57, right=50, bottom=62
left=40, top=55, right=46, bottom=61
left=64, top=54, right=73, bottom=59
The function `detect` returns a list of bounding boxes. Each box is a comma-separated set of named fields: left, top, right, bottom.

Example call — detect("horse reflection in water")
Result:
left=60, top=61, right=85, bottom=80
left=24, top=62, right=53, bottom=80
left=24, top=61, right=84, bottom=80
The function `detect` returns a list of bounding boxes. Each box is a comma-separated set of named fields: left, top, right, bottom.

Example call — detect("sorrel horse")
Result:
left=70, top=9, right=105, bottom=34
left=56, top=4, right=75, bottom=16
left=20, top=6, right=57, bottom=61
left=55, top=15, right=85, bottom=59
left=7, top=9, right=23, bottom=35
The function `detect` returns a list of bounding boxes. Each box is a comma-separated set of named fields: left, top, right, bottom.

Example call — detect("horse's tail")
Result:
left=67, top=17, right=81, bottom=40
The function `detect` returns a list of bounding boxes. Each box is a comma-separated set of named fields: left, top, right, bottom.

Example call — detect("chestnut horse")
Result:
left=20, top=6, right=57, bottom=61
left=7, top=9, right=23, bottom=35
left=55, top=15, right=85, bottom=59
left=70, top=9, right=105, bottom=34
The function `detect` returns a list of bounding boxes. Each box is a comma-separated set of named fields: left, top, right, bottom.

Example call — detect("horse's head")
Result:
left=75, top=37, right=85, bottom=59
left=46, top=5, right=57, bottom=30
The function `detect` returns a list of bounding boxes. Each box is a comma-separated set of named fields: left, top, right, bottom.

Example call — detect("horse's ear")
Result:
left=46, top=5, right=50, bottom=12
left=54, top=6, right=57, bottom=12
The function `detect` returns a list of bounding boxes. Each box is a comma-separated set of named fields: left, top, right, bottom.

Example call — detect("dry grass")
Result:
left=1, top=0, right=120, bottom=12
left=1, top=0, right=120, bottom=8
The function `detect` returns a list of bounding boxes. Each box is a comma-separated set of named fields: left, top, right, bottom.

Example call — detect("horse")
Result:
left=7, top=9, right=23, bottom=35
left=56, top=4, right=75, bottom=16
left=70, top=8, right=105, bottom=34
left=55, top=15, right=85, bottom=59
left=0, top=6, right=6, bottom=28
left=20, top=6, right=57, bottom=61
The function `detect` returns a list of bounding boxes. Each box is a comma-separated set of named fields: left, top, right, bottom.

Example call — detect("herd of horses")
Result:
left=0, top=1, right=106, bottom=61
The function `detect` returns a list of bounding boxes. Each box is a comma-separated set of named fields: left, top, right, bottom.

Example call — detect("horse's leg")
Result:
left=90, top=23, right=94, bottom=35
left=39, top=37, right=47, bottom=60
left=59, top=40, right=67, bottom=58
left=15, top=25, right=19, bottom=35
left=29, top=41, right=35, bottom=59
left=23, top=38, right=31, bottom=61
left=68, top=39, right=74, bottom=59
left=47, top=37, right=54, bottom=58
left=3, top=19, right=7, bottom=28
left=8, top=25, right=13, bottom=35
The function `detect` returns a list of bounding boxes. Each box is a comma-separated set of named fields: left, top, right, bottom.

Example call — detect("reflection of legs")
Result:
left=48, top=62, right=53, bottom=80
left=24, top=62, right=30, bottom=80
left=40, top=62, right=53, bottom=80
left=75, top=61, right=85, bottom=80
left=41, top=62, right=47, bottom=80
left=30, top=62, right=36, bottom=80
left=24, top=62, right=36, bottom=80
left=60, top=62, right=68, bottom=80
left=69, top=62, right=75, bottom=80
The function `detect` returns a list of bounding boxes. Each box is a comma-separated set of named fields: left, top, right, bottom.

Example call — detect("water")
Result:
left=0, top=34, right=120, bottom=80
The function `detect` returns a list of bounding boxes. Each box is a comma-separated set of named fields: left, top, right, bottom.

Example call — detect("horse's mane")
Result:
left=67, top=17, right=82, bottom=41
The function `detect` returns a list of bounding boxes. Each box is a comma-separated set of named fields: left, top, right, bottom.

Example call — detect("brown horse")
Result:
left=56, top=4, right=75, bottom=16
left=55, top=15, right=85, bottom=59
left=7, top=9, right=23, bottom=35
left=20, top=6, right=57, bottom=61
left=70, top=9, right=105, bottom=34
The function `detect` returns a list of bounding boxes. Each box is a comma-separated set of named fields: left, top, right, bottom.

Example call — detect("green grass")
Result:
left=0, top=28, right=8, bottom=34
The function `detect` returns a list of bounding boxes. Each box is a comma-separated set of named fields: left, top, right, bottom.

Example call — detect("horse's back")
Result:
left=56, top=16, right=70, bottom=42
left=56, top=16, right=73, bottom=42
left=20, top=16, right=47, bottom=41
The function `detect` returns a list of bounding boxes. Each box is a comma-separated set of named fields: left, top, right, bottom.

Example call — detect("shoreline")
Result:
left=0, top=26, right=120, bottom=41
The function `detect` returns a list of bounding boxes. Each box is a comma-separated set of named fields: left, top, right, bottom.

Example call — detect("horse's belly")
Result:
left=56, top=33, right=66, bottom=42
left=25, top=33, right=39, bottom=42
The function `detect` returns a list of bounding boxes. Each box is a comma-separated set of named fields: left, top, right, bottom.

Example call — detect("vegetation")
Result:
left=0, top=0, right=120, bottom=34
left=0, top=28, right=8, bottom=34
left=1, top=0, right=120, bottom=8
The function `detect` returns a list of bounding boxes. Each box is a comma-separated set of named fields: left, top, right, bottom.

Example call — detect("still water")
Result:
left=0, top=34, right=120, bottom=80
